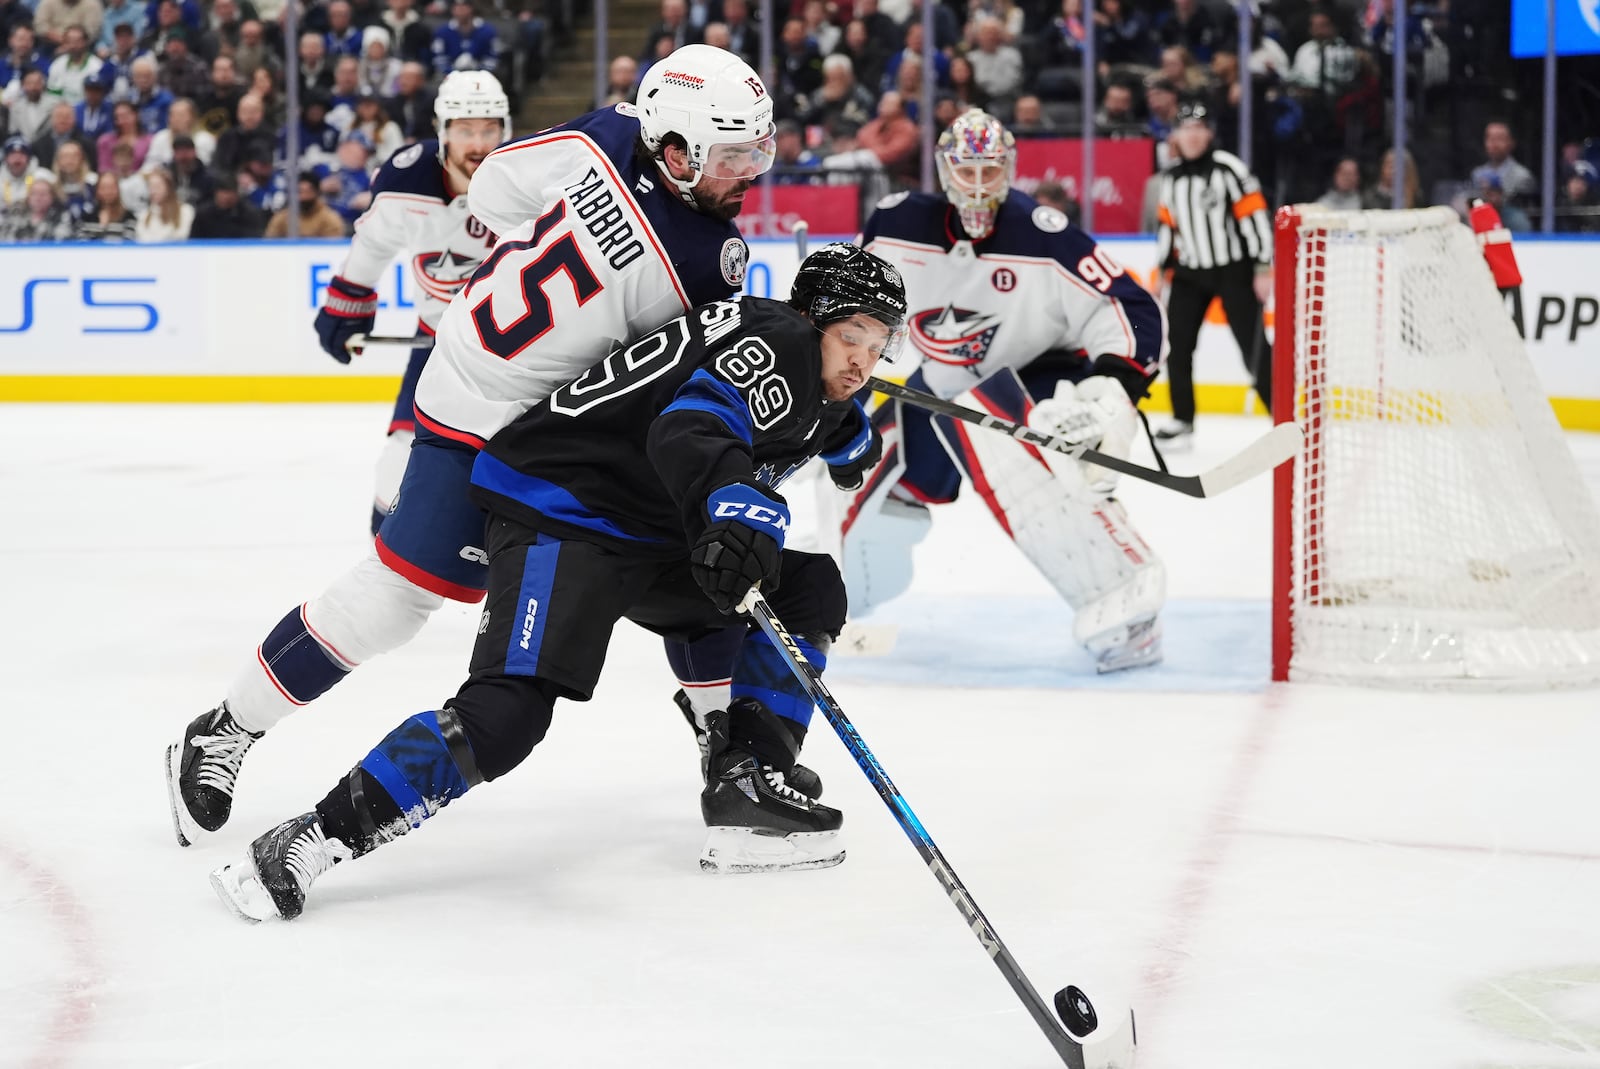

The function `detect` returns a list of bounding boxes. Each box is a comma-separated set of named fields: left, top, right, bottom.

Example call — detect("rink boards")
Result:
left=0, top=235, right=1596, bottom=428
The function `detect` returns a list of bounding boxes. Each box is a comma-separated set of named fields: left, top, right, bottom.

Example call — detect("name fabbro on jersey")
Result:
left=566, top=167, right=647, bottom=270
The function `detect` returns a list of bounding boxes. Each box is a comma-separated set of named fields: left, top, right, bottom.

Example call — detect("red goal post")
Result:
left=1269, top=204, right=1600, bottom=689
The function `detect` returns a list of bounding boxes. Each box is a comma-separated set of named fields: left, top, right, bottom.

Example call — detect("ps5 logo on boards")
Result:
left=0, top=277, right=160, bottom=334
left=519, top=598, right=540, bottom=650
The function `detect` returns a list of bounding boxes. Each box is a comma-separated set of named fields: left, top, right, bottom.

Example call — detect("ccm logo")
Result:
left=519, top=597, right=540, bottom=649
left=0, top=277, right=159, bottom=334
left=458, top=546, right=489, bottom=564
left=713, top=501, right=789, bottom=531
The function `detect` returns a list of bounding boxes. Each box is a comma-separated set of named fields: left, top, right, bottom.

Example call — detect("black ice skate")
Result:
left=165, top=702, right=263, bottom=847
left=210, top=812, right=352, bottom=922
left=674, top=689, right=823, bottom=799
left=699, top=701, right=843, bottom=874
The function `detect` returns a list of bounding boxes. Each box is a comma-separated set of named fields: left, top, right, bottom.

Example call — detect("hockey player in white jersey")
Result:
left=854, top=109, right=1169, bottom=672
left=165, top=45, right=781, bottom=848
left=313, top=69, right=511, bottom=534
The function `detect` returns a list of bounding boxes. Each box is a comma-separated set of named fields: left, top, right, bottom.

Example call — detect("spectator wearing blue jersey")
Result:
left=324, top=1, right=362, bottom=57
left=281, top=89, right=342, bottom=170
left=320, top=131, right=373, bottom=225
left=0, top=26, right=45, bottom=92
left=326, top=55, right=361, bottom=129
left=101, top=22, right=147, bottom=93
left=75, top=66, right=116, bottom=135
left=431, top=0, right=499, bottom=76
left=97, top=0, right=146, bottom=55
left=126, top=54, right=173, bottom=131
left=771, top=119, right=821, bottom=185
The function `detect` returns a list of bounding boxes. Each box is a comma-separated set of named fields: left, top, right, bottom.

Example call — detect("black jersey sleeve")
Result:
left=646, top=302, right=823, bottom=548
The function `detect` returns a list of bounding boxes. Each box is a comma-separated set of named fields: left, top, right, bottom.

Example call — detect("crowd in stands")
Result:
left=1, top=0, right=1597, bottom=242
left=0, top=0, right=545, bottom=240
left=610, top=0, right=1600, bottom=233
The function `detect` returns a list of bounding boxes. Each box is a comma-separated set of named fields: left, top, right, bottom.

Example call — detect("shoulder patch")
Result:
left=875, top=191, right=910, bottom=211
left=1032, top=205, right=1068, bottom=233
left=720, top=238, right=748, bottom=287
left=392, top=143, right=425, bottom=169
left=614, top=101, right=637, bottom=117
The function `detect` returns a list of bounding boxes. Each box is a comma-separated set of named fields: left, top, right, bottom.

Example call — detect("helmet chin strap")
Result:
left=656, top=155, right=705, bottom=208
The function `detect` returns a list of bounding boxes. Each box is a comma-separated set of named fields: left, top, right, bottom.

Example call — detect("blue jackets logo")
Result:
left=0, top=277, right=159, bottom=333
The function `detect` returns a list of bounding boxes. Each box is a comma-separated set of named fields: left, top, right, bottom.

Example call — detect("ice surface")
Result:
left=3, top=405, right=1599, bottom=1068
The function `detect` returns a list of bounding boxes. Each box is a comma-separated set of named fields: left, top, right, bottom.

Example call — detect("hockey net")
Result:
left=1270, top=205, right=1600, bottom=688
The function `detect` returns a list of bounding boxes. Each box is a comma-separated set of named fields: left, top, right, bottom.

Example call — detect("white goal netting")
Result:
left=1279, top=205, right=1600, bottom=688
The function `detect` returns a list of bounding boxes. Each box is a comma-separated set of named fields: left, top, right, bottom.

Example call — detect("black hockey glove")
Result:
left=690, top=484, right=789, bottom=613
left=314, top=275, right=378, bottom=364
left=822, top=406, right=883, bottom=492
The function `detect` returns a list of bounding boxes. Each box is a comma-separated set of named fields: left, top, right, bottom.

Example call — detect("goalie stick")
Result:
left=868, top=377, right=1300, bottom=499
left=737, top=588, right=1138, bottom=1069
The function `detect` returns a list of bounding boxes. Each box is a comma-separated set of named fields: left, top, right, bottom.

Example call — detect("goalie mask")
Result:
left=935, top=109, right=1017, bottom=241
left=790, top=243, right=909, bottom=362
left=637, top=44, right=776, bottom=206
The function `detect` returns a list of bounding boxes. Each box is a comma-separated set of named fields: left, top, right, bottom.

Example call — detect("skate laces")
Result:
left=763, top=768, right=810, bottom=804
left=190, top=719, right=259, bottom=794
left=283, top=821, right=349, bottom=892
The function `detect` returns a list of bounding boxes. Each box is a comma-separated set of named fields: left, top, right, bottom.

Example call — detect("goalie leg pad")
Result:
left=226, top=552, right=445, bottom=732
left=931, top=369, right=1166, bottom=660
left=837, top=398, right=935, bottom=615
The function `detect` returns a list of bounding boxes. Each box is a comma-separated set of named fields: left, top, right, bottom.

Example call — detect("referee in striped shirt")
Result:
left=1153, top=101, right=1274, bottom=447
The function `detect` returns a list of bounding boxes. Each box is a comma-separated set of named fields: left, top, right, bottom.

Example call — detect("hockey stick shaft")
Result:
left=345, top=333, right=429, bottom=351
left=738, top=590, right=1095, bottom=1068
left=867, top=376, right=1300, bottom=499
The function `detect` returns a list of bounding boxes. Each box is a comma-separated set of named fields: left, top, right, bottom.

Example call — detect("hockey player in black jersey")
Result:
left=210, top=244, right=908, bottom=921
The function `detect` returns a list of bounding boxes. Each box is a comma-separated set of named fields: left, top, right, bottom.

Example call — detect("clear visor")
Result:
left=833, top=313, right=909, bottom=364
left=702, top=132, right=777, bottom=180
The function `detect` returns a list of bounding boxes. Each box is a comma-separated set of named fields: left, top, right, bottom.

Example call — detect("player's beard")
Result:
left=693, top=179, right=753, bottom=222
left=823, top=368, right=866, bottom=402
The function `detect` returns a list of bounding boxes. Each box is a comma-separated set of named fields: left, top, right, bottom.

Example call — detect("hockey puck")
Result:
left=1054, top=985, right=1097, bottom=1038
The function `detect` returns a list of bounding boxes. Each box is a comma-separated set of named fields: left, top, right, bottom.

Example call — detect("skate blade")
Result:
left=209, top=857, right=277, bottom=923
left=699, top=827, right=845, bottom=874
left=164, top=743, right=199, bottom=848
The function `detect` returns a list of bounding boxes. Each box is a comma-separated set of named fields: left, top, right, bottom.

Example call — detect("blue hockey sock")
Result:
left=731, top=629, right=825, bottom=731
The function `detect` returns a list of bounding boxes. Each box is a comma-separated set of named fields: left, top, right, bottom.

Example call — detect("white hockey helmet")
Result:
left=434, top=69, right=512, bottom=161
left=636, top=44, right=776, bottom=202
left=935, top=108, right=1017, bottom=241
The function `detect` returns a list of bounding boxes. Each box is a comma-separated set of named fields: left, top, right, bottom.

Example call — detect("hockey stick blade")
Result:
left=868, top=376, right=1299, bottom=499
left=737, top=589, right=1136, bottom=1068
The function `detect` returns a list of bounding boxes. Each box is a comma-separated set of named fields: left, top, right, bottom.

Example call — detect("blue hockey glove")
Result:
left=314, top=275, right=378, bottom=363
left=821, top=404, right=882, bottom=491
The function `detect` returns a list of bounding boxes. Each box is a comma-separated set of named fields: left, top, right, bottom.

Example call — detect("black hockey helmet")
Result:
left=789, top=243, right=909, bottom=361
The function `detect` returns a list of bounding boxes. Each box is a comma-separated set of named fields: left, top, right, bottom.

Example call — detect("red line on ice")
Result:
left=0, top=838, right=100, bottom=1068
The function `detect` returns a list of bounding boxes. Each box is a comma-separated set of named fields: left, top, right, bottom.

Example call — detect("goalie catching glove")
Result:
left=1027, top=375, right=1139, bottom=492
left=314, top=276, right=379, bottom=363
left=690, top=483, right=789, bottom=613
